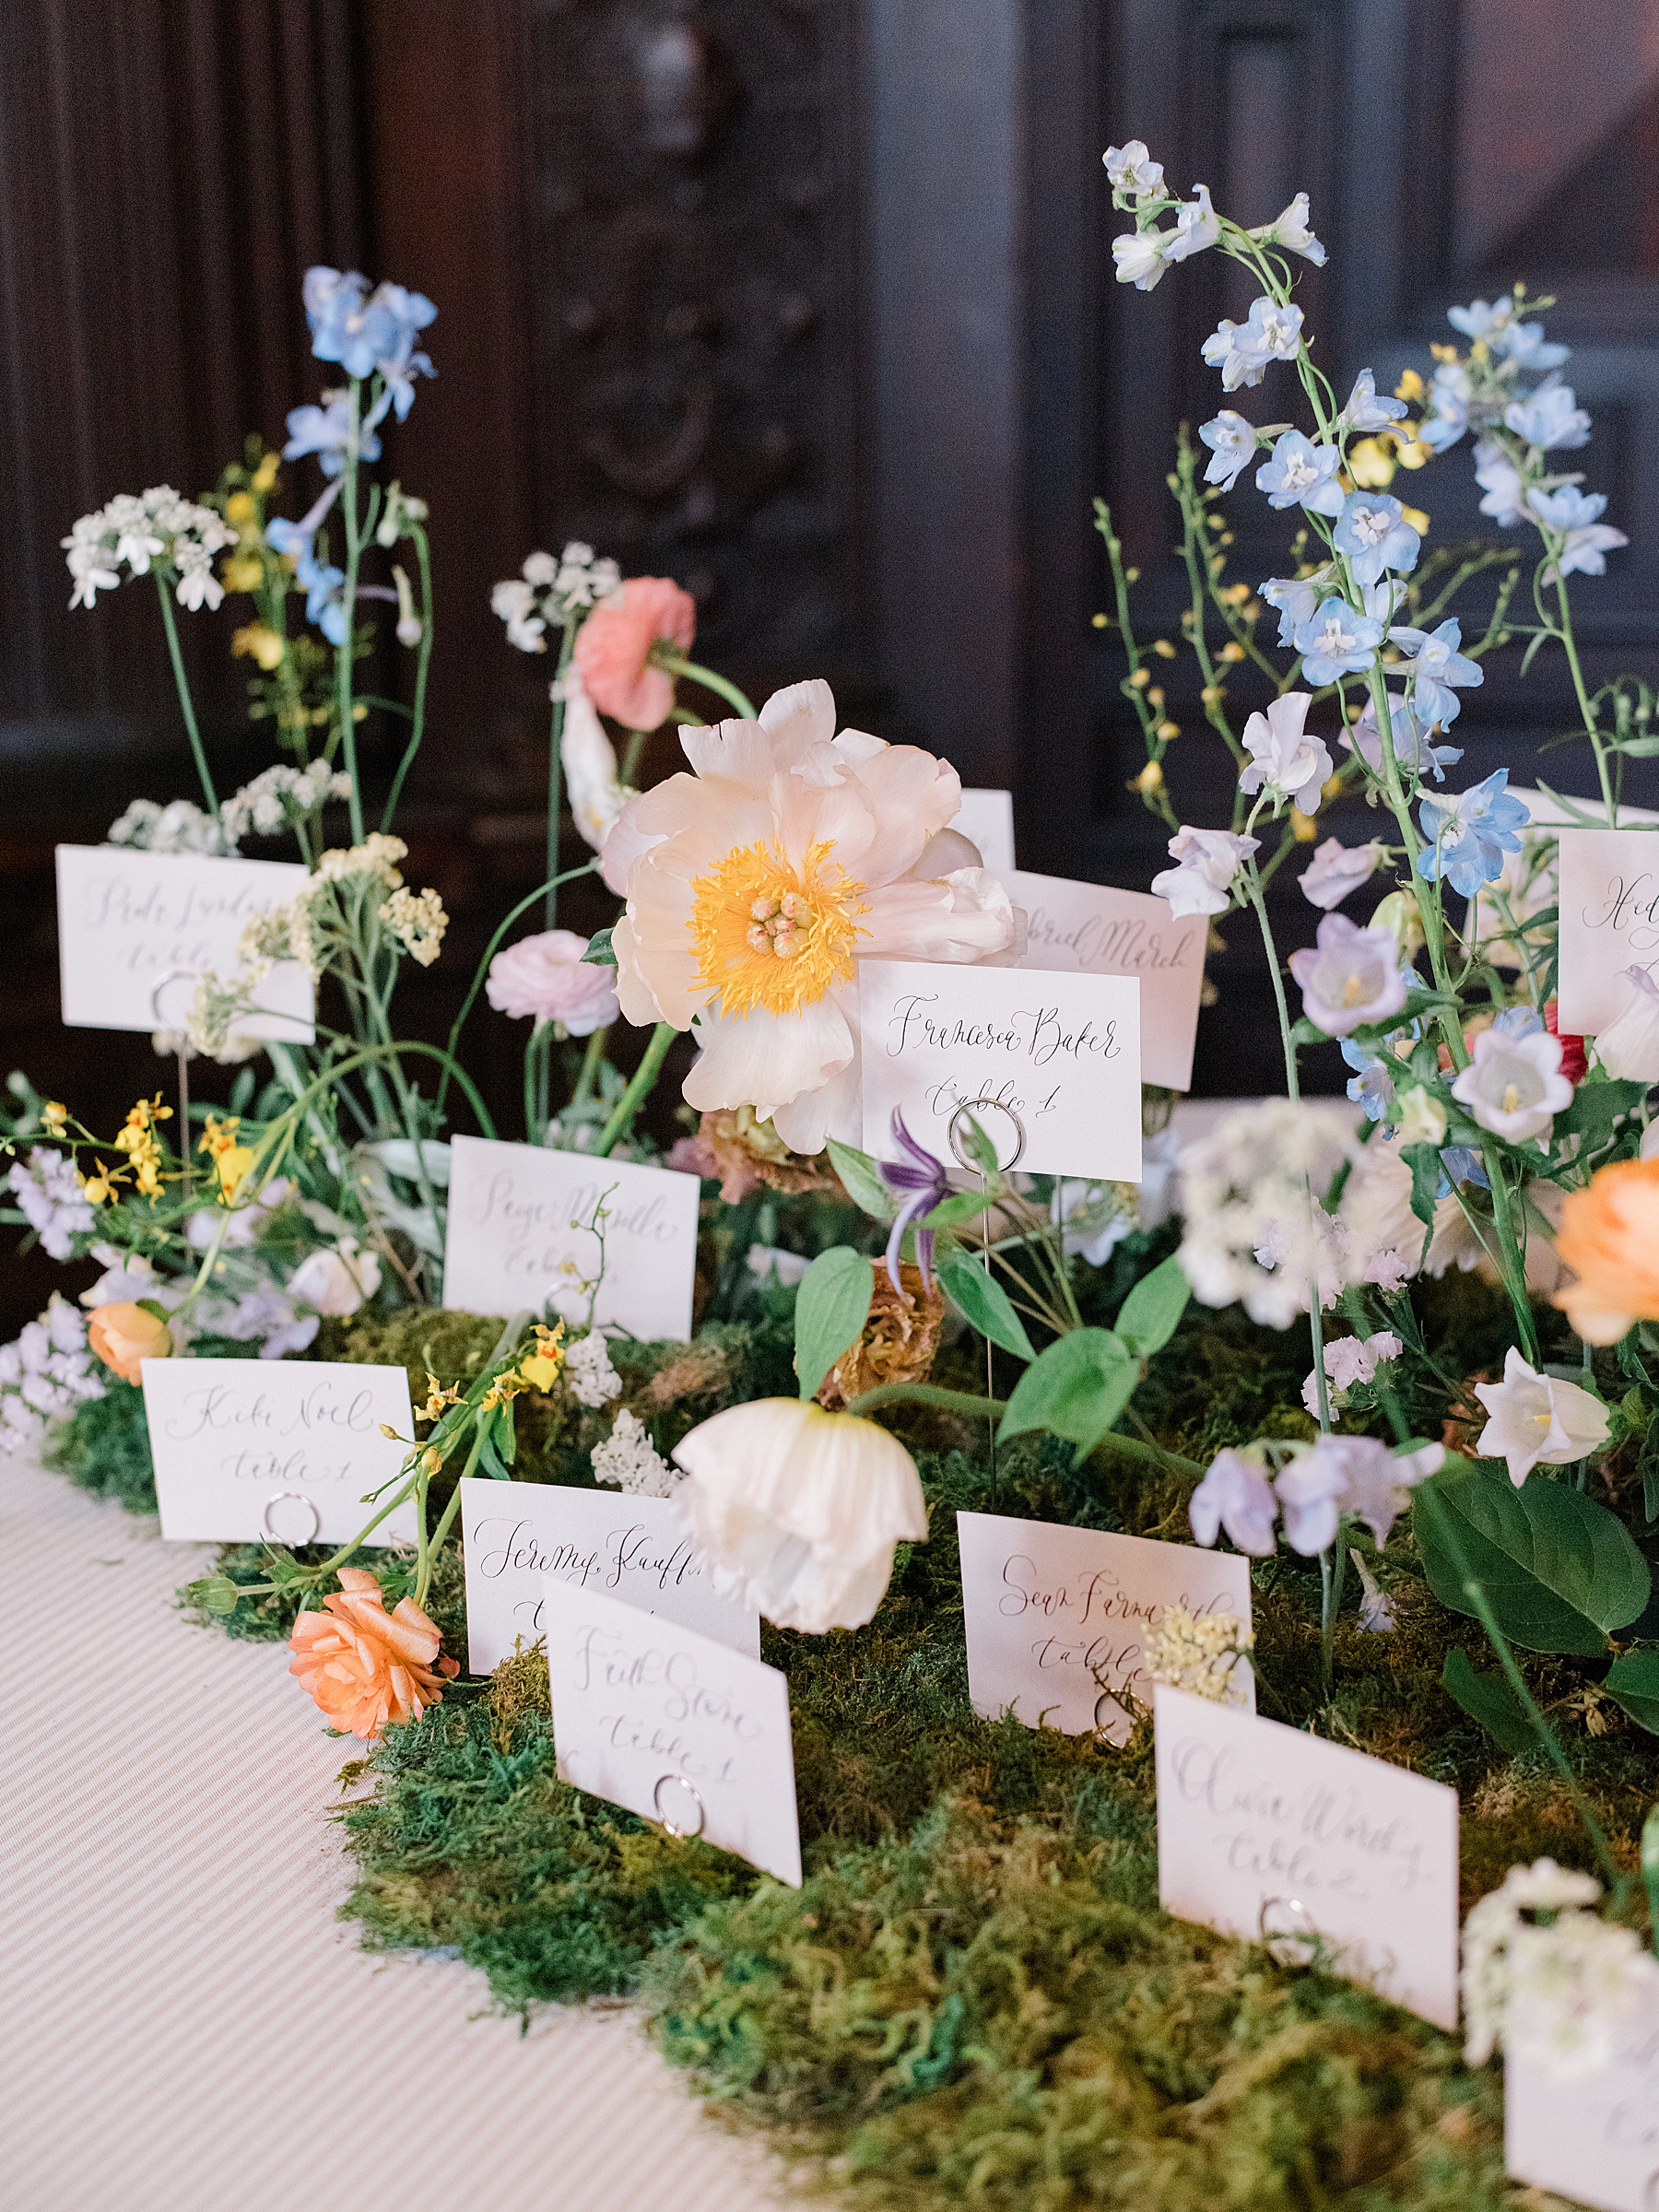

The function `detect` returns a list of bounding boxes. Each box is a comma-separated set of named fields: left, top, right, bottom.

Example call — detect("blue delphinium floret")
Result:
left=1254, top=429, right=1345, bottom=516
left=1388, top=617, right=1483, bottom=729
left=1292, top=595, right=1383, bottom=683
left=1333, top=490, right=1421, bottom=587
left=1417, top=769, right=1529, bottom=898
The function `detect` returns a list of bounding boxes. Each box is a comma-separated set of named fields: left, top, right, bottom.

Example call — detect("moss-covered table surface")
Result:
left=0, top=1453, right=787, bottom=2212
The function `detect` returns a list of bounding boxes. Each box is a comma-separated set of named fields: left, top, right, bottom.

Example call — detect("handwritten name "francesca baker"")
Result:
left=884, top=994, right=1122, bottom=1069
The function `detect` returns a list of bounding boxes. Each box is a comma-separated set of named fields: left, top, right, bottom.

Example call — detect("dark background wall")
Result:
left=3, top=0, right=1658, bottom=1326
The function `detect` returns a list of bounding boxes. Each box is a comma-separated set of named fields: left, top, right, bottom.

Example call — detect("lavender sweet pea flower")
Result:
left=1288, top=912, right=1410, bottom=1038
left=1338, top=369, right=1406, bottom=435
left=1293, top=595, right=1384, bottom=683
left=1149, top=827, right=1259, bottom=918
left=1504, top=380, right=1591, bottom=451
left=1238, top=692, right=1334, bottom=814
left=1255, top=429, right=1345, bottom=516
left=1341, top=690, right=1462, bottom=782
left=1417, top=769, right=1529, bottom=898
left=1388, top=617, right=1483, bottom=729
left=877, top=1112, right=952, bottom=1293
left=1279, top=1435, right=1441, bottom=1555
left=1301, top=837, right=1386, bottom=911
left=1274, top=1444, right=1348, bottom=1555
left=1333, top=489, right=1421, bottom=587
left=1188, top=1447, right=1279, bottom=1555
left=1199, top=410, right=1256, bottom=491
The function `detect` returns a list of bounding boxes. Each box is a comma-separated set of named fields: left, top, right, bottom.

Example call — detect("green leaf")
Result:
left=1416, top=1469, right=1651, bottom=1655
left=1114, top=1254, right=1189, bottom=1360
left=955, top=1112, right=1002, bottom=1180
left=581, top=926, right=618, bottom=967
left=918, top=1189, right=994, bottom=1234
left=1554, top=1077, right=1647, bottom=1145
left=825, top=1136, right=896, bottom=1220
left=1604, top=1650, right=1659, bottom=1735
left=1401, top=1142, right=1443, bottom=1229
left=998, top=1328, right=1137, bottom=1465
left=1441, top=1648, right=1535, bottom=1754
left=936, top=1252, right=1035, bottom=1362
left=794, top=1246, right=875, bottom=1401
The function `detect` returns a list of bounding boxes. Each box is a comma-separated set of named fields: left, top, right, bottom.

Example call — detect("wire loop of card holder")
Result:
left=947, top=1099, right=1026, bottom=1512
left=653, top=1771, right=706, bottom=1841
left=1258, top=1893, right=1320, bottom=1968
left=149, top=971, right=194, bottom=1181
left=262, top=1490, right=322, bottom=1545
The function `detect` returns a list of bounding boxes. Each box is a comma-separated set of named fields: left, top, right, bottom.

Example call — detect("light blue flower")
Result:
left=1490, top=1005, right=1544, bottom=1041
left=302, top=266, right=437, bottom=402
left=1436, top=1147, right=1489, bottom=1195
left=1341, top=690, right=1462, bottom=782
left=1387, top=617, right=1483, bottom=728
left=1333, top=489, right=1420, bottom=587
left=1259, top=573, right=1324, bottom=646
left=1497, top=322, right=1569, bottom=371
left=1503, top=381, right=1591, bottom=450
left=1550, top=524, right=1629, bottom=582
left=304, top=560, right=347, bottom=647
left=1473, top=439, right=1526, bottom=527
left=1418, top=362, right=1472, bottom=453
left=1292, top=595, right=1384, bottom=683
left=1201, top=295, right=1302, bottom=392
left=1254, top=429, right=1345, bottom=515
left=1163, top=184, right=1219, bottom=264
left=1339, top=369, right=1406, bottom=434
left=1340, top=1037, right=1396, bottom=1124
left=282, top=397, right=382, bottom=479
left=1527, top=485, right=1606, bottom=531
left=1447, top=299, right=1512, bottom=338
left=1417, top=769, right=1529, bottom=898
left=1199, top=410, right=1256, bottom=491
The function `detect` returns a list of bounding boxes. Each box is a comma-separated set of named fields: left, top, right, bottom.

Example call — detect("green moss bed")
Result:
left=44, top=1240, right=1659, bottom=2211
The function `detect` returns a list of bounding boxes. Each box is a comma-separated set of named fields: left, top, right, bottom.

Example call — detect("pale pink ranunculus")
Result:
left=486, top=928, right=620, bottom=1034
left=572, top=575, right=697, bottom=730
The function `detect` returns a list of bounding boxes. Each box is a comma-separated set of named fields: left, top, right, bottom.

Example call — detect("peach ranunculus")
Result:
left=88, top=1300, right=172, bottom=1384
left=1554, top=1157, right=1659, bottom=1345
left=572, top=574, right=697, bottom=730
left=288, top=1567, right=459, bottom=1740
left=612, top=679, right=1018, bottom=1155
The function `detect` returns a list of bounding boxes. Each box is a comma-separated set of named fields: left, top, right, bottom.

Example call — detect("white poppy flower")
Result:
left=1472, top=1346, right=1610, bottom=1486
left=671, top=1397, right=928, bottom=1633
left=1592, top=965, right=1659, bottom=1081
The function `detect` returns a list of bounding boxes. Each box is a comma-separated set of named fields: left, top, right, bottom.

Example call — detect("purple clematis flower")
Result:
left=877, top=1112, right=952, bottom=1293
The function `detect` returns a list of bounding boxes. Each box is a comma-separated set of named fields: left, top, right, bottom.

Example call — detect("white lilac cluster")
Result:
left=0, top=1294, right=105, bottom=1453
left=107, top=797, right=227, bottom=856
left=63, top=488, right=237, bottom=612
left=8, top=1147, right=95, bottom=1260
left=1175, top=1101, right=1416, bottom=1327
left=220, top=762, right=353, bottom=841
left=490, top=543, right=620, bottom=653
left=565, top=1329, right=624, bottom=1408
left=1143, top=1606, right=1254, bottom=1707
left=1462, top=1859, right=1659, bottom=2076
left=1190, top=1433, right=1442, bottom=1559
left=590, top=1406, right=679, bottom=1497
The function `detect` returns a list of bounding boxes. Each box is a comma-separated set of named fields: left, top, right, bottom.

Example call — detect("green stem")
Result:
left=380, top=523, right=433, bottom=834
left=841, top=1382, right=1206, bottom=1478
left=433, top=861, right=599, bottom=1116
left=547, top=625, right=577, bottom=928
left=1643, top=1803, right=1659, bottom=1958
left=1553, top=573, right=1617, bottom=825
left=1319, top=1541, right=1347, bottom=1700
left=656, top=655, right=757, bottom=721
left=154, top=573, right=219, bottom=820
left=571, top=1024, right=610, bottom=1109
left=417, top=1427, right=486, bottom=1609
left=336, top=379, right=365, bottom=843
left=594, top=1021, right=675, bottom=1156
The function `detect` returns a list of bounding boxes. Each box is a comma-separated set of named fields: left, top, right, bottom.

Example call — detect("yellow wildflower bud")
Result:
left=225, top=491, right=256, bottom=524
left=1218, top=530, right=1233, bottom=547
left=420, top=1446, right=443, bottom=1476
left=79, top=1163, right=117, bottom=1206
left=213, top=1146, right=255, bottom=1202
left=1129, top=666, right=1151, bottom=688
left=1091, top=611, right=1110, bottom=628
left=1393, top=435, right=1432, bottom=470
left=1347, top=436, right=1396, bottom=489
left=352, top=702, right=367, bottom=722
left=251, top=451, right=279, bottom=492
left=1219, top=641, right=1245, bottom=663
left=1243, top=601, right=1262, bottom=622
left=1290, top=807, right=1318, bottom=842
left=1430, top=343, right=1458, bottom=363
left=220, top=554, right=265, bottom=594
left=1321, top=773, right=1344, bottom=801
left=379, top=1423, right=399, bottom=1440
left=1124, top=566, right=1140, bottom=582
left=1147, top=686, right=1165, bottom=710
left=1156, top=720, right=1180, bottom=742
left=232, top=622, right=286, bottom=671
left=1401, top=505, right=1430, bottom=535
left=1469, top=339, right=1488, bottom=364
left=1134, top=760, right=1163, bottom=794
left=1394, top=368, right=1425, bottom=403
left=1153, top=639, right=1176, bottom=659
left=1201, top=685, right=1225, bottom=706
left=41, top=1101, right=67, bottom=1135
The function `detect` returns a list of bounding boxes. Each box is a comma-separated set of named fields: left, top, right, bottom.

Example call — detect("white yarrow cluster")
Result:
left=490, top=541, right=621, bottom=652
left=378, top=885, right=449, bottom=966
left=221, top=762, right=353, bottom=841
left=1144, top=1606, right=1254, bottom=1707
left=8, top=1147, right=95, bottom=1260
left=0, top=1294, right=105, bottom=1453
left=1462, top=1859, right=1659, bottom=2075
left=107, top=797, right=227, bottom=855
left=64, top=488, right=237, bottom=611
left=565, top=1330, right=623, bottom=1408
left=591, top=1406, right=679, bottom=1497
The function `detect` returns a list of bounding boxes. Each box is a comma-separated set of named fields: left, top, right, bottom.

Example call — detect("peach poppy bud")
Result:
left=88, top=1301, right=171, bottom=1385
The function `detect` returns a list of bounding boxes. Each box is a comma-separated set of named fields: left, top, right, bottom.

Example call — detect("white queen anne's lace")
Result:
left=591, top=1406, right=679, bottom=1497
left=64, top=487, right=237, bottom=611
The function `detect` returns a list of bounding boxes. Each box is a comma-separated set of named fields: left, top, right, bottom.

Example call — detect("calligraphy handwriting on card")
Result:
left=443, top=1135, right=700, bottom=1340
left=856, top=959, right=1142, bottom=1181
left=1004, top=870, right=1206, bottom=1092
left=1154, top=1685, right=1460, bottom=2030
left=140, top=1359, right=417, bottom=1546
left=1505, top=1977, right=1659, bottom=2212
left=460, top=1476, right=759, bottom=1674
left=958, top=1512, right=1252, bottom=1741
left=546, top=1581, right=802, bottom=1886
left=1558, top=825, right=1659, bottom=1033
left=55, top=844, right=313, bottom=1040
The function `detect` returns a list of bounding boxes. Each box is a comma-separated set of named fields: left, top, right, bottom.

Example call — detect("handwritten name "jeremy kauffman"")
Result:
left=884, top=994, right=1121, bottom=1069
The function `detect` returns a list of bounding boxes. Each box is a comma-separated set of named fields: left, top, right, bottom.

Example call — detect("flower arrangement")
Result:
left=8, top=166, right=1659, bottom=2211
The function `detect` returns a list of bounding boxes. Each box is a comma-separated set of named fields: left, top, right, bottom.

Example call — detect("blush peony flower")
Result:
left=613, top=679, right=1017, bottom=1154
left=1288, top=912, right=1409, bottom=1037
left=88, top=1300, right=172, bottom=1383
left=1472, top=1345, right=1610, bottom=1486
left=1450, top=1025, right=1572, bottom=1145
left=571, top=574, right=697, bottom=730
left=288, top=1566, right=459, bottom=1740
left=486, top=928, right=621, bottom=1035
left=1555, top=1156, right=1659, bottom=1344
left=671, top=1396, right=928, bottom=1632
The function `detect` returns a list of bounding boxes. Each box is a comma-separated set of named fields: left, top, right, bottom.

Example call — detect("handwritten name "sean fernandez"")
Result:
left=884, top=994, right=1122, bottom=1071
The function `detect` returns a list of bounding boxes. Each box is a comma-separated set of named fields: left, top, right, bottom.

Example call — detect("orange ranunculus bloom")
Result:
left=1553, top=1156, right=1659, bottom=1345
left=88, top=1301, right=172, bottom=1384
left=572, top=574, right=696, bottom=731
left=288, top=1567, right=459, bottom=1740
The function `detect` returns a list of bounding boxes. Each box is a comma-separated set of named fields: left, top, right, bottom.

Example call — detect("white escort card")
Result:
left=1505, top=1975, right=1659, bottom=2212
left=460, top=1475, right=759, bottom=1674
left=55, top=844, right=313, bottom=1040
left=959, top=1512, right=1252, bottom=1742
left=956, top=787, right=1017, bottom=872
left=1558, top=824, right=1659, bottom=1034
left=1005, top=868, right=1206, bottom=1091
left=1154, top=1686, right=1460, bottom=2030
left=140, top=1358, right=418, bottom=1546
left=857, top=959, right=1142, bottom=1180
left=546, top=1580, right=801, bottom=1886
left=443, top=1134, right=699, bottom=1340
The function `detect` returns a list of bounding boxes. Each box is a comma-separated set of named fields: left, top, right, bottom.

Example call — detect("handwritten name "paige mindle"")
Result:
left=884, top=994, right=1121, bottom=1070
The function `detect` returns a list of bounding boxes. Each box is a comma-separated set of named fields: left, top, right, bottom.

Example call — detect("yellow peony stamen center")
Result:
left=688, top=839, right=867, bottom=1018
